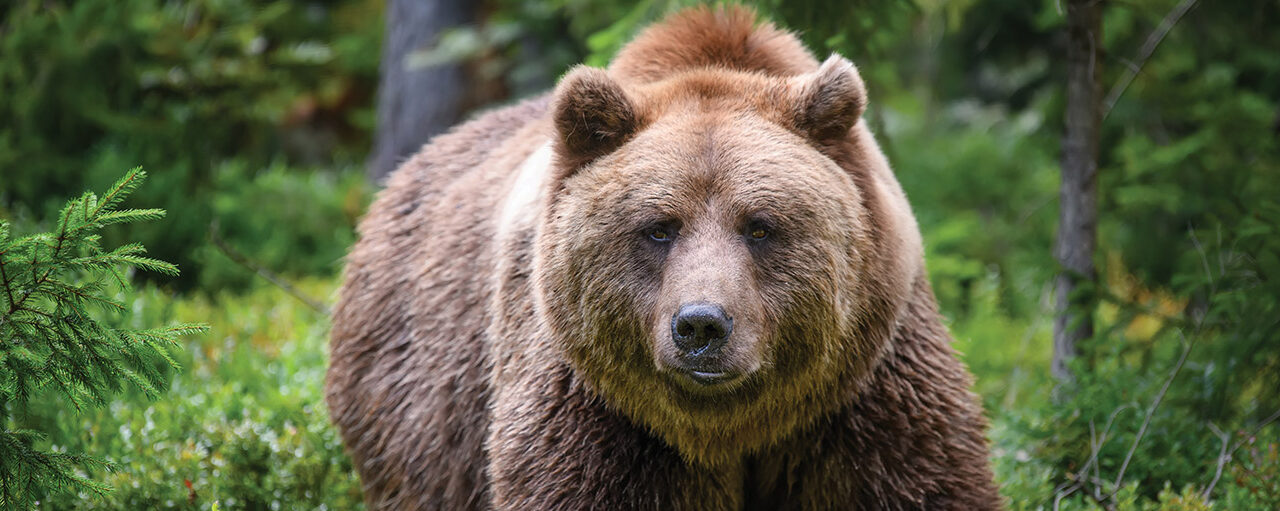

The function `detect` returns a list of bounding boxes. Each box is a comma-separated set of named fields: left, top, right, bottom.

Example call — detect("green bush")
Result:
left=0, top=168, right=357, bottom=508
left=38, top=278, right=362, bottom=510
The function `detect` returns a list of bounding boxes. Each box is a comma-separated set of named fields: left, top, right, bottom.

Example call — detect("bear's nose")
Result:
left=671, top=302, right=733, bottom=356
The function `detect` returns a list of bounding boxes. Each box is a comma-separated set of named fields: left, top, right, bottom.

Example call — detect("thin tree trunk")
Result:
left=1054, top=0, right=1102, bottom=384
left=367, top=0, right=476, bottom=183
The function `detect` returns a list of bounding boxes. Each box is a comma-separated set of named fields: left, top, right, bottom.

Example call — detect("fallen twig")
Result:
left=208, top=221, right=332, bottom=316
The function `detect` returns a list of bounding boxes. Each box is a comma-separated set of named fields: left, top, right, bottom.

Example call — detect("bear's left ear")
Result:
left=787, top=54, right=867, bottom=144
left=552, top=66, right=640, bottom=170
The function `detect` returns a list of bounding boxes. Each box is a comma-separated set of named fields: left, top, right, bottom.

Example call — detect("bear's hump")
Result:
left=609, top=6, right=820, bottom=84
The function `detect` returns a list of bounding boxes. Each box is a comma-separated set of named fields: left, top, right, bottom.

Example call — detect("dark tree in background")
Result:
left=367, top=0, right=476, bottom=182
left=1053, top=0, right=1103, bottom=384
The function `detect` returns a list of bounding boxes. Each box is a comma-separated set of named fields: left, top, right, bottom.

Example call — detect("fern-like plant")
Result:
left=0, top=168, right=206, bottom=508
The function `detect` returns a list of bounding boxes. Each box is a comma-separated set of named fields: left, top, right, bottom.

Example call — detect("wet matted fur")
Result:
left=326, top=6, right=1002, bottom=510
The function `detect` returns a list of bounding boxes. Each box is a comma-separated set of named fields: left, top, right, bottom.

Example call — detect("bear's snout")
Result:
left=667, top=302, right=750, bottom=386
left=671, top=302, right=733, bottom=356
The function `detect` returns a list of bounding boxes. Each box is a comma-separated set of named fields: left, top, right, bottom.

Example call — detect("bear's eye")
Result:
left=745, top=220, right=772, bottom=243
left=645, top=224, right=677, bottom=243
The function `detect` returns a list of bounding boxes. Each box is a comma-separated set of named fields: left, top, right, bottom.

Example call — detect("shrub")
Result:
left=38, top=278, right=364, bottom=510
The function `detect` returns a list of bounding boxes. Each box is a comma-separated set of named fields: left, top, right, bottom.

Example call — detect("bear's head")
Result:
left=531, top=33, right=923, bottom=466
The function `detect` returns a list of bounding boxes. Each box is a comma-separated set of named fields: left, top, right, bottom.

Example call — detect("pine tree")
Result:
left=0, top=168, right=206, bottom=508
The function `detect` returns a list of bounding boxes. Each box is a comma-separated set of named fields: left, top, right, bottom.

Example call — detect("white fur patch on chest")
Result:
left=497, top=142, right=553, bottom=237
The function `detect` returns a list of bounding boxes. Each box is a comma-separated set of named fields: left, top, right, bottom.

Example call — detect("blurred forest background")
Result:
left=1, top=0, right=1277, bottom=509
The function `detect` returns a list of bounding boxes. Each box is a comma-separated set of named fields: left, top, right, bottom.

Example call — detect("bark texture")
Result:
left=1054, top=0, right=1103, bottom=383
left=367, top=0, right=476, bottom=183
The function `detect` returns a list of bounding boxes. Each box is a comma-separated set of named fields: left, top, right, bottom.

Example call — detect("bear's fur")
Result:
left=326, top=6, right=1001, bottom=510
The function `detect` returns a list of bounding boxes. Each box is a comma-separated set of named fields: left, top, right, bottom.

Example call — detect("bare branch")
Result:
left=207, top=222, right=331, bottom=316
left=1202, top=422, right=1233, bottom=500
left=1108, top=331, right=1196, bottom=497
left=1055, top=403, right=1137, bottom=508
left=1054, top=481, right=1082, bottom=511
left=1103, top=0, right=1200, bottom=119
left=1201, top=407, right=1280, bottom=500
left=1089, top=420, right=1105, bottom=502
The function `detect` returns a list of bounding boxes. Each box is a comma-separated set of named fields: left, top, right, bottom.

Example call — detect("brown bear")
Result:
left=326, top=6, right=1002, bottom=510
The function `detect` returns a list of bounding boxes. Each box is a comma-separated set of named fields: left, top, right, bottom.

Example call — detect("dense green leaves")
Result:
left=0, top=0, right=381, bottom=291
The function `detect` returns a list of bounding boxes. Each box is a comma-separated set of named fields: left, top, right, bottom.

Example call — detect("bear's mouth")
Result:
left=661, top=366, right=748, bottom=393
left=686, top=369, right=739, bottom=386
left=655, top=341, right=764, bottom=394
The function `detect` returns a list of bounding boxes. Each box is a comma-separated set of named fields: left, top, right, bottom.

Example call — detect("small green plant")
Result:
left=0, top=168, right=205, bottom=508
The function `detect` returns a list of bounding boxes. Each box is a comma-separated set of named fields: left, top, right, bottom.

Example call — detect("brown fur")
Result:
left=327, top=6, right=1001, bottom=510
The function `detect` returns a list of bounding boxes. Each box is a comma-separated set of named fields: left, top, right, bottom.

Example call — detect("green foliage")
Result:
left=197, top=161, right=368, bottom=291
left=0, top=168, right=206, bottom=508
left=36, top=279, right=362, bottom=510
left=1220, top=442, right=1280, bottom=510
left=0, top=0, right=381, bottom=291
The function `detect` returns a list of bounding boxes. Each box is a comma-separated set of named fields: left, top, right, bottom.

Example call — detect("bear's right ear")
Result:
left=786, top=54, right=867, bottom=145
left=552, top=66, right=640, bottom=170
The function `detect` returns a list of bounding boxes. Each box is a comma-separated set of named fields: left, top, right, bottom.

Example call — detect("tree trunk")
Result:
left=1054, top=0, right=1102, bottom=384
left=367, top=0, right=476, bottom=183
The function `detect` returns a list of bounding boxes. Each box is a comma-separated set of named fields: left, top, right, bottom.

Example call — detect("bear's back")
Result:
left=326, top=96, right=549, bottom=509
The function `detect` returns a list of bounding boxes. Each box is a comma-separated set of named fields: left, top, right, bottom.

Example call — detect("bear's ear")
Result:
left=552, top=66, right=640, bottom=169
left=787, top=54, right=867, bottom=144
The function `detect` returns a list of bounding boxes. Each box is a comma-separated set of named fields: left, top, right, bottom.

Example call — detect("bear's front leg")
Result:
left=486, top=361, right=742, bottom=511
